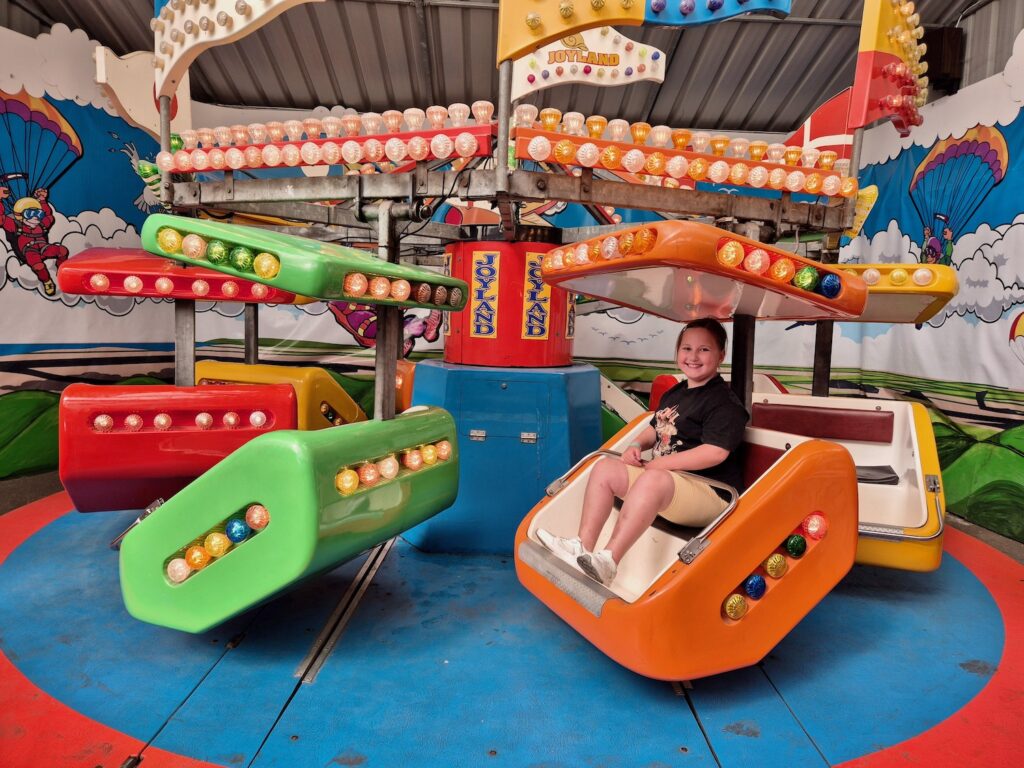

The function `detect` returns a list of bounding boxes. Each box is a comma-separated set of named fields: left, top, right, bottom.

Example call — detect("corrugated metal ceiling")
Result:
left=10, top=1, right=1006, bottom=133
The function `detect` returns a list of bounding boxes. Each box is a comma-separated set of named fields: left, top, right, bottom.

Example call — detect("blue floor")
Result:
left=0, top=510, right=1004, bottom=767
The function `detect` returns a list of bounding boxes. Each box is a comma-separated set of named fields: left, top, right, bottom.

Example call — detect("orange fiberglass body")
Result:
left=515, top=421, right=860, bottom=682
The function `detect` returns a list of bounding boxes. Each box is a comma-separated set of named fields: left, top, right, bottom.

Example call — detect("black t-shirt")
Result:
left=649, top=374, right=749, bottom=496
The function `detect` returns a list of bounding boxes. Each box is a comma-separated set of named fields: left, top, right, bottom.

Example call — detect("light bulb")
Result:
left=341, top=140, right=362, bottom=164
left=649, top=125, right=671, bottom=147
left=281, top=144, right=301, bottom=166
left=539, top=108, right=562, bottom=132
left=261, top=144, right=282, bottom=167
left=526, top=135, right=551, bottom=161
left=363, top=138, right=385, bottom=162
left=230, top=124, right=249, bottom=145
left=408, top=136, right=430, bottom=161
left=265, top=122, right=285, bottom=142
left=454, top=132, right=478, bottom=157
left=179, top=129, right=198, bottom=149
left=728, top=138, right=750, bottom=158
left=607, top=119, right=629, bottom=142
left=430, top=133, right=454, bottom=159
left=243, top=146, right=262, bottom=167
left=322, top=115, right=343, bottom=138
left=303, top=117, right=323, bottom=139
left=766, top=143, right=786, bottom=163
left=382, top=110, right=404, bottom=132
left=426, top=105, right=448, bottom=129
left=300, top=142, right=321, bottom=165
left=562, top=111, right=585, bottom=135
left=709, top=134, right=730, bottom=156
left=448, top=103, right=470, bottom=127
left=284, top=120, right=304, bottom=141
left=208, top=148, right=226, bottom=169
left=576, top=142, right=599, bottom=167
left=247, top=123, right=268, bottom=144
left=515, top=104, right=539, bottom=128
left=360, top=112, right=383, bottom=135
left=321, top=141, right=341, bottom=164
left=385, top=137, right=408, bottom=162
left=585, top=115, right=608, bottom=139
left=403, top=108, right=426, bottom=131
left=690, top=131, right=711, bottom=153
left=471, top=100, right=494, bottom=124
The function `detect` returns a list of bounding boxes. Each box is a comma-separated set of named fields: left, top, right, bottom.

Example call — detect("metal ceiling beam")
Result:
left=411, top=0, right=440, bottom=105
left=173, top=170, right=851, bottom=230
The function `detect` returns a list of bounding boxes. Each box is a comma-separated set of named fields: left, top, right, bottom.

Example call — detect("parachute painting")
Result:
left=1011, top=311, right=1024, bottom=369
left=0, top=89, right=83, bottom=209
left=908, top=126, right=1008, bottom=243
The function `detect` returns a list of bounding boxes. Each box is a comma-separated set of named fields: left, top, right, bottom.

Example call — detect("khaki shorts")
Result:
left=624, top=464, right=728, bottom=527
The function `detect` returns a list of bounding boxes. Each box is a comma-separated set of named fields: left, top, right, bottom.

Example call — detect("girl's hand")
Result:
left=621, top=445, right=644, bottom=467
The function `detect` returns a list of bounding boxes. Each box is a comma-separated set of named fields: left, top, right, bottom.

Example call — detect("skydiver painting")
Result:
left=0, top=185, right=69, bottom=295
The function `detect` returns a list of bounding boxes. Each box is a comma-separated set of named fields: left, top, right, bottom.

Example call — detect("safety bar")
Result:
left=542, top=448, right=738, bottom=566
left=858, top=474, right=945, bottom=542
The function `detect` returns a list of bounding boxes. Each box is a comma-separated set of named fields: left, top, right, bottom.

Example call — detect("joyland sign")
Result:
left=470, top=250, right=500, bottom=338
left=512, top=27, right=666, bottom=101
left=522, top=252, right=551, bottom=340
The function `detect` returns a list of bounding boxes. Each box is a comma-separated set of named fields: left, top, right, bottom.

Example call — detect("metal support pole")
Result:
left=811, top=127, right=863, bottom=397
left=496, top=60, right=512, bottom=195
left=731, top=314, right=755, bottom=415
left=373, top=203, right=401, bottom=421
left=161, top=94, right=196, bottom=386
left=244, top=304, right=259, bottom=364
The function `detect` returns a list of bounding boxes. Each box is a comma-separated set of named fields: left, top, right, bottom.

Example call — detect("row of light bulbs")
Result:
left=150, top=0, right=262, bottom=70
left=517, top=105, right=851, bottom=172
left=173, top=101, right=496, bottom=149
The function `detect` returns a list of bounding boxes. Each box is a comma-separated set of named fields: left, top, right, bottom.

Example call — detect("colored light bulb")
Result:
left=222, top=281, right=239, bottom=298
left=335, top=468, right=360, bottom=495
left=225, top=518, right=251, bottom=543
left=205, top=532, right=231, bottom=558
left=769, top=257, right=796, bottom=282
left=629, top=122, right=652, bottom=145
left=768, top=167, right=787, bottom=190
left=343, top=274, right=369, bottom=299
left=253, top=253, right=280, bottom=279
left=435, top=440, right=452, bottom=461
left=357, top=462, right=380, bottom=487
left=402, top=108, right=426, bottom=131
left=123, top=413, right=143, bottom=431
left=229, top=246, right=255, bottom=272
left=245, top=503, right=270, bottom=530
left=241, top=146, right=261, bottom=167
left=249, top=410, right=267, bottom=428
left=670, top=129, right=692, bottom=150
left=889, top=268, right=909, bottom=286
left=166, top=558, right=191, bottom=583
left=783, top=145, right=803, bottom=166
left=723, top=594, right=748, bottom=620
left=381, top=110, right=403, bottom=133
left=818, top=150, right=838, bottom=171
left=729, top=162, right=750, bottom=185
left=407, top=136, right=430, bottom=161
left=89, top=273, right=110, bottom=291
left=432, top=285, right=449, bottom=305
left=223, top=411, right=240, bottom=428
left=599, top=144, right=622, bottom=170
left=792, top=266, right=819, bottom=291
left=299, top=142, right=321, bottom=165
left=123, top=275, right=143, bottom=293
left=157, top=227, right=183, bottom=253
left=585, top=115, right=608, bottom=139
left=818, top=272, right=842, bottom=299
left=195, top=411, right=213, bottom=430
left=645, top=152, right=667, bottom=175
left=390, top=279, right=412, bottom=301
left=617, top=232, right=635, bottom=256
left=803, top=173, right=823, bottom=195
left=634, top=228, right=656, bottom=253
left=764, top=553, right=788, bottom=578
left=185, top=545, right=210, bottom=570
left=840, top=177, right=859, bottom=198
left=367, top=276, right=390, bottom=299
left=802, top=513, right=828, bottom=540
left=743, top=248, right=770, bottom=275
left=744, top=574, right=767, bottom=600
left=747, top=140, right=768, bottom=162
left=709, top=134, right=730, bottom=156
left=93, top=414, right=113, bottom=432
left=539, top=108, right=562, bottom=132
left=687, top=157, right=709, bottom=180
left=785, top=534, right=807, bottom=558
left=206, top=240, right=229, bottom=265
left=717, top=241, right=745, bottom=267
left=553, top=139, right=576, bottom=165
left=421, top=444, right=438, bottom=465
left=212, top=126, right=232, bottom=146
left=153, top=413, right=172, bottom=430
left=575, top=142, right=600, bottom=168
left=403, top=449, right=423, bottom=470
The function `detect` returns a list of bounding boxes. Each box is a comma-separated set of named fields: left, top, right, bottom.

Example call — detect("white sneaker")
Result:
left=536, top=529, right=587, bottom=571
left=577, top=549, right=617, bottom=585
